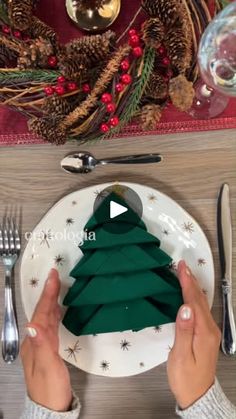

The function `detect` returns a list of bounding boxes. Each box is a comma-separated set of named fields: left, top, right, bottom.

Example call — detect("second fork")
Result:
left=0, top=217, right=21, bottom=364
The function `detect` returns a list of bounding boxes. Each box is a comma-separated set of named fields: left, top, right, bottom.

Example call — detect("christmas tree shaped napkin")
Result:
left=63, top=192, right=183, bottom=336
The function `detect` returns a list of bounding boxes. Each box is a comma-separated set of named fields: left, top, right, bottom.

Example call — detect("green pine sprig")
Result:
left=220, top=0, right=230, bottom=8
left=70, top=47, right=156, bottom=144
left=103, top=47, right=156, bottom=139
left=0, top=0, right=9, bottom=24
left=0, top=69, right=60, bottom=85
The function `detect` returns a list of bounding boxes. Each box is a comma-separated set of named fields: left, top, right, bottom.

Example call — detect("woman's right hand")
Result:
left=167, top=260, right=222, bottom=410
left=20, top=269, right=73, bottom=413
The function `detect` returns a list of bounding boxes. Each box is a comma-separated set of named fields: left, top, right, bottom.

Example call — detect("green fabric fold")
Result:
left=63, top=192, right=183, bottom=336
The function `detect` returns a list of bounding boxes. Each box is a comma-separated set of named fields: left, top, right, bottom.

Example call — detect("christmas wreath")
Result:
left=0, top=0, right=227, bottom=144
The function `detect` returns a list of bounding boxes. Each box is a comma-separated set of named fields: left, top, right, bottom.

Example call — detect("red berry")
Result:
left=121, top=74, right=132, bottom=85
left=162, top=57, right=171, bottom=66
left=82, top=83, right=91, bottom=93
left=101, top=93, right=112, bottom=104
left=109, top=116, right=119, bottom=127
left=100, top=123, right=110, bottom=133
left=128, top=29, right=137, bottom=37
left=47, top=55, right=58, bottom=68
left=55, top=85, right=66, bottom=95
left=44, top=86, right=54, bottom=96
left=2, top=25, right=11, bottom=34
left=115, top=83, right=124, bottom=93
left=158, top=46, right=166, bottom=55
left=120, top=59, right=130, bottom=71
left=106, top=102, right=116, bottom=113
left=13, top=30, right=21, bottom=38
left=133, top=46, right=143, bottom=57
left=129, top=34, right=140, bottom=47
left=67, top=82, right=78, bottom=92
left=57, top=75, right=66, bottom=83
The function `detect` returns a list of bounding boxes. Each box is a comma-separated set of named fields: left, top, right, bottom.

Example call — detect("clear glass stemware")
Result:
left=189, top=2, right=236, bottom=119
left=199, top=1, right=236, bottom=96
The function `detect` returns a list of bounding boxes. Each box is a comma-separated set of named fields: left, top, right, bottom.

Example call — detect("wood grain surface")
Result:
left=0, top=129, right=236, bottom=419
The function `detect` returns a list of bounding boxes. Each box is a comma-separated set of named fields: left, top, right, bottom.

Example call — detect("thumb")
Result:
left=172, top=305, right=195, bottom=359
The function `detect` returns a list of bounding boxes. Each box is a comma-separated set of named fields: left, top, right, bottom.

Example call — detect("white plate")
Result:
left=20, top=182, right=214, bottom=377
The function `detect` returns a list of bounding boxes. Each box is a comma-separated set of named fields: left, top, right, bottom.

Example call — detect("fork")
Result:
left=0, top=217, right=21, bottom=363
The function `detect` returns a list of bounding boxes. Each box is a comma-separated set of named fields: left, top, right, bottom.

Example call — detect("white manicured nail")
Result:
left=180, top=306, right=192, bottom=320
left=186, top=267, right=191, bottom=276
left=26, top=327, right=37, bottom=338
left=46, top=271, right=53, bottom=286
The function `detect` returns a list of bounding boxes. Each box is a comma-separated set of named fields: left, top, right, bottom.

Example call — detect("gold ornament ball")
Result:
left=66, top=0, right=121, bottom=32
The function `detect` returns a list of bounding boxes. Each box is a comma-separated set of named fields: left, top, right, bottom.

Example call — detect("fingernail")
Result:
left=178, top=260, right=186, bottom=271
left=180, top=306, right=192, bottom=320
left=26, top=327, right=37, bottom=338
left=186, top=267, right=191, bottom=276
left=46, top=269, right=54, bottom=285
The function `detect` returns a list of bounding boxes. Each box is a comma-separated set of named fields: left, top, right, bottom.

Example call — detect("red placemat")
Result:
left=0, top=0, right=236, bottom=146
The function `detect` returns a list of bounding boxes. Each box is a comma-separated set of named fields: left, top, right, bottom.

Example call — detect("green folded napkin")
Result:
left=63, top=192, right=183, bottom=336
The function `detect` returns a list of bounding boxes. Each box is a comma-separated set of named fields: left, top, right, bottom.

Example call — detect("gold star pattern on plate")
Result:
left=198, top=258, right=206, bottom=266
left=182, top=222, right=194, bottom=234
left=65, top=341, right=81, bottom=363
left=120, top=339, right=131, bottom=351
left=153, top=326, right=162, bottom=333
left=100, top=360, right=110, bottom=371
left=54, top=254, right=65, bottom=266
left=66, top=218, right=75, bottom=226
left=72, top=200, right=77, bottom=206
left=148, top=193, right=158, bottom=203
left=139, top=362, right=145, bottom=368
left=29, top=277, right=39, bottom=288
left=40, top=229, right=53, bottom=248
left=162, top=229, right=170, bottom=236
left=169, top=261, right=177, bottom=271
left=94, top=190, right=108, bottom=200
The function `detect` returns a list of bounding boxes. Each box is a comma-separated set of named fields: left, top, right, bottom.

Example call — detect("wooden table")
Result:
left=0, top=130, right=235, bottom=419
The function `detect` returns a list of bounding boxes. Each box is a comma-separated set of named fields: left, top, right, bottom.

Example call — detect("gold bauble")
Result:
left=66, top=0, right=121, bottom=32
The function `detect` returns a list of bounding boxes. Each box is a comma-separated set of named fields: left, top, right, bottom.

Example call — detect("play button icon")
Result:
left=110, top=201, right=128, bottom=219
left=93, top=184, right=143, bottom=234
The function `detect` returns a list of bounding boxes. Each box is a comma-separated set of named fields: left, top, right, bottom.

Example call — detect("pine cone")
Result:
left=145, top=73, right=168, bottom=100
left=164, top=27, right=192, bottom=73
left=17, top=37, right=54, bottom=69
left=28, top=117, right=67, bottom=145
left=76, top=0, right=106, bottom=11
left=142, top=18, right=164, bottom=49
left=8, top=0, right=33, bottom=31
left=0, top=44, right=17, bottom=67
left=142, top=0, right=193, bottom=74
left=30, top=17, right=58, bottom=51
left=141, top=0, right=178, bottom=26
left=58, top=55, right=87, bottom=81
left=169, top=75, right=195, bottom=111
left=43, top=96, right=74, bottom=116
left=140, top=104, right=162, bottom=130
left=65, top=31, right=115, bottom=67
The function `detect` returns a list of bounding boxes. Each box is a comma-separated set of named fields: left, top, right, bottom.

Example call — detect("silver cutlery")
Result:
left=61, top=152, right=163, bottom=174
left=217, top=183, right=236, bottom=356
left=0, top=217, right=21, bottom=363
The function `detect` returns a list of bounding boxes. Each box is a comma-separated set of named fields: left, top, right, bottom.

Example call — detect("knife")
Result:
left=217, top=183, right=236, bottom=356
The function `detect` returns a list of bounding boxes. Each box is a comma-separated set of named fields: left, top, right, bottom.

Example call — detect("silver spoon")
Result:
left=61, top=152, right=163, bottom=174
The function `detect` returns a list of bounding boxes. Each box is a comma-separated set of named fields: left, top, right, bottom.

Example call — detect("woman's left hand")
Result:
left=21, top=268, right=73, bottom=412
